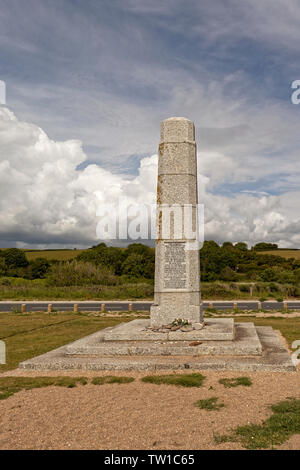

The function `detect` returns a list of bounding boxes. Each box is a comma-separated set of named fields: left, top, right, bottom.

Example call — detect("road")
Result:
left=0, top=300, right=299, bottom=312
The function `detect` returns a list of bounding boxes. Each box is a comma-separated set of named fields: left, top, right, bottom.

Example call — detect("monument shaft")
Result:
left=150, top=117, right=202, bottom=326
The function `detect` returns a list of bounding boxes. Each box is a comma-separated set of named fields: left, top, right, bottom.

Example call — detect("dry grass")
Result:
left=24, top=249, right=86, bottom=261
left=260, top=249, right=300, bottom=260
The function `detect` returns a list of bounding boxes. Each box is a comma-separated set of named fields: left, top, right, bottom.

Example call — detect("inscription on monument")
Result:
left=163, top=242, right=187, bottom=289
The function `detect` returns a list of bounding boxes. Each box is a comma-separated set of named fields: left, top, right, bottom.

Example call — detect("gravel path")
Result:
left=0, top=368, right=299, bottom=450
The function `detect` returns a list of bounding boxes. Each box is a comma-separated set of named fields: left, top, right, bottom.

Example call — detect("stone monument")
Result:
left=150, top=117, right=203, bottom=327
left=18, top=118, right=296, bottom=373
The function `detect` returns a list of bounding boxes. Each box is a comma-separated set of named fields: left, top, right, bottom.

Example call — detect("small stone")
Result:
left=180, top=325, right=193, bottom=332
left=171, top=325, right=181, bottom=331
left=189, top=341, right=202, bottom=347
left=193, top=322, right=204, bottom=330
left=160, top=329, right=170, bottom=333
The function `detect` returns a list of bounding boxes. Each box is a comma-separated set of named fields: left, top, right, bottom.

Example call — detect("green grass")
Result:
left=195, top=397, right=225, bottom=411
left=1, top=313, right=299, bottom=372
left=215, top=398, right=300, bottom=449
left=0, top=376, right=88, bottom=400
left=219, top=377, right=252, bottom=388
left=0, top=375, right=135, bottom=400
left=141, top=373, right=206, bottom=388
left=3, top=276, right=300, bottom=302
left=91, top=376, right=134, bottom=385
left=0, top=312, right=137, bottom=372
left=0, top=278, right=154, bottom=300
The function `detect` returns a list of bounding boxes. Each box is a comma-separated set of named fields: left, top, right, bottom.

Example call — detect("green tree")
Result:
left=77, top=244, right=125, bottom=275
left=253, top=243, right=278, bottom=251
left=121, top=253, right=154, bottom=279
left=235, top=242, right=248, bottom=251
left=219, top=266, right=238, bottom=281
left=0, top=257, right=6, bottom=276
left=3, top=248, right=29, bottom=269
left=29, top=258, right=51, bottom=279
left=222, top=242, right=233, bottom=249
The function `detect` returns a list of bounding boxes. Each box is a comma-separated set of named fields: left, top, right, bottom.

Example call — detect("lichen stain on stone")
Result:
left=157, top=175, right=162, bottom=205
left=159, top=143, right=164, bottom=158
left=157, top=210, right=163, bottom=241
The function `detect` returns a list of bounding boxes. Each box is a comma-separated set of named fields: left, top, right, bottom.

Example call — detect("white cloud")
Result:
left=1, top=107, right=300, bottom=248
left=0, top=107, right=157, bottom=247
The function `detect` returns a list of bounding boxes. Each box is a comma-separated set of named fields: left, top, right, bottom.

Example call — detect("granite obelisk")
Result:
left=150, top=117, right=203, bottom=327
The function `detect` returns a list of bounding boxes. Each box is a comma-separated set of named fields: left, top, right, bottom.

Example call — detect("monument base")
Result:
left=101, top=318, right=234, bottom=341
left=18, top=318, right=296, bottom=372
left=150, top=303, right=203, bottom=327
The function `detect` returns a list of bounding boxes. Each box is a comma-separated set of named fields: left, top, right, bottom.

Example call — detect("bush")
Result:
left=46, top=261, right=118, bottom=287
left=28, top=258, right=51, bottom=279
left=219, top=267, right=238, bottom=281
left=253, top=243, right=278, bottom=251
left=121, top=253, right=154, bottom=279
left=1, top=248, right=29, bottom=269
left=0, top=257, right=6, bottom=276
left=239, top=284, right=250, bottom=293
left=77, top=243, right=155, bottom=278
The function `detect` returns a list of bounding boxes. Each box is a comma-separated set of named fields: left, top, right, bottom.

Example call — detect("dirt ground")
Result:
left=0, top=368, right=299, bottom=450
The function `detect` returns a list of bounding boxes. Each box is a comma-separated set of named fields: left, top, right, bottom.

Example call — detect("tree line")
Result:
left=0, top=241, right=300, bottom=285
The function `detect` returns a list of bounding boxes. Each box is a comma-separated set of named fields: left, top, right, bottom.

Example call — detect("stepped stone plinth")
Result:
left=17, top=118, right=296, bottom=373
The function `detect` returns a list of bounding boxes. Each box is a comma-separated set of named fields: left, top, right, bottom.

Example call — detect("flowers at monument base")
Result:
left=146, top=319, right=204, bottom=333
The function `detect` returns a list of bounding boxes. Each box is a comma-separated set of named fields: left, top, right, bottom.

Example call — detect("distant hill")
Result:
left=259, top=249, right=300, bottom=260
left=23, top=249, right=86, bottom=261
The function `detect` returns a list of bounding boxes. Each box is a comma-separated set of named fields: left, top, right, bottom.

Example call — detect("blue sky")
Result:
left=1, top=0, right=300, bottom=247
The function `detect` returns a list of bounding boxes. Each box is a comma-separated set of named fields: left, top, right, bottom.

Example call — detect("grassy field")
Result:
left=0, top=311, right=138, bottom=372
left=24, top=249, right=86, bottom=261
left=0, top=312, right=299, bottom=373
left=2, top=277, right=300, bottom=300
left=0, top=278, right=154, bottom=300
left=260, top=249, right=300, bottom=259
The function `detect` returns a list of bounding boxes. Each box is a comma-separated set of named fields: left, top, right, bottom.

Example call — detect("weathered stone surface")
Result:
left=194, top=323, right=204, bottom=330
left=62, top=322, right=260, bottom=356
left=150, top=117, right=202, bottom=326
left=180, top=326, right=193, bottom=332
left=102, top=318, right=234, bottom=342
left=18, top=323, right=296, bottom=372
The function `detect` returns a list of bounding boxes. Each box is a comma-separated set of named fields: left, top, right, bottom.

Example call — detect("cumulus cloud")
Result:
left=1, top=107, right=300, bottom=248
left=0, top=107, right=157, bottom=247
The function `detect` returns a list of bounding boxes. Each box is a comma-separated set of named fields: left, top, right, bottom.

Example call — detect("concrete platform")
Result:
left=65, top=322, right=261, bottom=356
left=103, top=318, right=235, bottom=342
left=18, top=324, right=296, bottom=372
